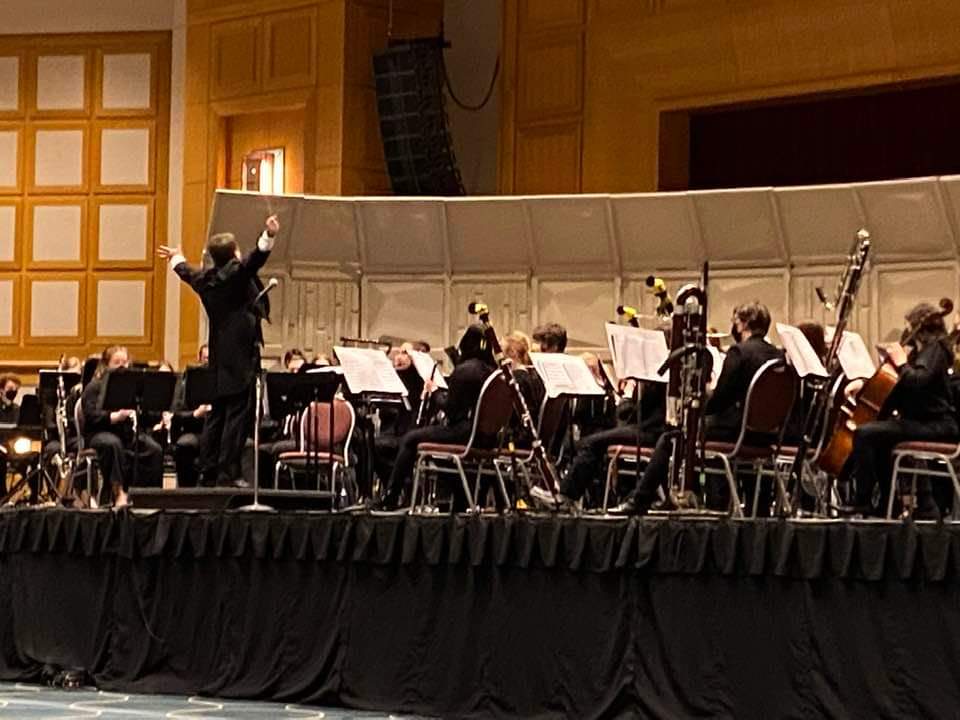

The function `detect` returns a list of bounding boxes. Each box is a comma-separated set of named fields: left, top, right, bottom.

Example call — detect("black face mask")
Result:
left=730, top=323, right=743, bottom=344
left=3, top=388, right=16, bottom=402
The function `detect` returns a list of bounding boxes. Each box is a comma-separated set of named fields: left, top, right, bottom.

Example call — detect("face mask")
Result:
left=4, top=388, right=16, bottom=402
left=730, top=323, right=743, bottom=344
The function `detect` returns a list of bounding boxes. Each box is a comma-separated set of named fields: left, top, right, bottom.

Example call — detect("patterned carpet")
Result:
left=0, top=683, right=428, bottom=719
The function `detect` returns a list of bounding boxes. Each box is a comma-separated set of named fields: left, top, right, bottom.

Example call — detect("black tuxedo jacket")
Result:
left=706, top=334, right=783, bottom=434
left=173, top=243, right=271, bottom=398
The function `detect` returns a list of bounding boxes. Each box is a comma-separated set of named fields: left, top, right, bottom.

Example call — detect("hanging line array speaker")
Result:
left=373, top=37, right=466, bottom=196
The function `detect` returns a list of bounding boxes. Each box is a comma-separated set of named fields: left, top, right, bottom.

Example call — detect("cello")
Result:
left=817, top=298, right=954, bottom=476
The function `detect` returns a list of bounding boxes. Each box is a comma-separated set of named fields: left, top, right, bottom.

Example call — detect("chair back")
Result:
left=73, top=396, right=86, bottom=452
left=463, top=370, right=514, bottom=450
left=299, top=398, right=356, bottom=460
left=736, top=359, right=798, bottom=449
left=537, top=395, right=569, bottom=458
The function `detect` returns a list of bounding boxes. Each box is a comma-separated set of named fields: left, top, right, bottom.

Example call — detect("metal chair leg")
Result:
left=718, top=455, right=743, bottom=518
left=493, top=462, right=512, bottom=512
left=887, top=453, right=905, bottom=520
left=602, top=450, right=619, bottom=513
left=452, top=456, right=474, bottom=511
left=409, top=453, right=425, bottom=512
left=751, top=464, right=763, bottom=518
left=947, top=461, right=960, bottom=521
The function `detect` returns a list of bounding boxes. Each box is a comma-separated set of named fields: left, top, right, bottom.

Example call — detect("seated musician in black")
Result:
left=532, top=378, right=666, bottom=510
left=168, top=344, right=210, bottom=487
left=613, top=301, right=782, bottom=515
left=372, top=345, right=427, bottom=494
left=80, top=346, right=163, bottom=507
left=848, top=302, right=958, bottom=518
left=378, top=325, right=496, bottom=510
left=503, top=331, right=545, bottom=433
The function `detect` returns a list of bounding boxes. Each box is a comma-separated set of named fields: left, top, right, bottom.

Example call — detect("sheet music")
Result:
left=407, top=350, right=448, bottom=390
left=707, top=345, right=725, bottom=389
left=605, top=323, right=670, bottom=384
left=333, top=347, right=408, bottom=396
left=530, top=352, right=606, bottom=398
left=837, top=331, right=876, bottom=380
left=776, top=323, right=828, bottom=378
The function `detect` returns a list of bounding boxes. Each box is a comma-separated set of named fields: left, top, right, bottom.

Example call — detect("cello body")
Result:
left=817, top=362, right=899, bottom=476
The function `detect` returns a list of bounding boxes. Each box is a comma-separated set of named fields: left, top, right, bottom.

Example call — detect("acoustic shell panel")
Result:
left=612, top=193, right=701, bottom=272
left=294, top=197, right=359, bottom=266
left=525, top=195, right=614, bottom=274
left=690, top=188, right=784, bottom=264
left=856, top=178, right=954, bottom=261
left=0, top=56, right=18, bottom=111
left=537, top=280, right=615, bottom=348
left=357, top=201, right=446, bottom=273
left=445, top=199, right=531, bottom=273
left=773, top=184, right=863, bottom=262
left=101, top=53, right=151, bottom=110
left=0, top=205, right=14, bottom=263
left=364, top=279, right=445, bottom=350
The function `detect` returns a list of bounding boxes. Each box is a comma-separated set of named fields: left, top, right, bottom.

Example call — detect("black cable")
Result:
left=443, top=53, right=500, bottom=112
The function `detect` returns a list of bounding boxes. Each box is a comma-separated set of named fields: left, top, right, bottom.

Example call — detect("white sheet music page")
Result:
left=408, top=350, right=448, bottom=390
left=333, top=347, right=409, bottom=396
left=775, top=323, right=828, bottom=378
left=530, top=352, right=606, bottom=398
left=605, top=323, right=670, bottom=384
left=837, top=331, right=877, bottom=380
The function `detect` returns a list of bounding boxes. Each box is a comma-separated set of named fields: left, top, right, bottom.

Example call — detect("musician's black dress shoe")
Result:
left=609, top=497, right=644, bottom=516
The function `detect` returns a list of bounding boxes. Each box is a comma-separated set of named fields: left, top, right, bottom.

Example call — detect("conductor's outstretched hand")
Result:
left=157, top=245, right=181, bottom=261
left=265, top=215, right=280, bottom=237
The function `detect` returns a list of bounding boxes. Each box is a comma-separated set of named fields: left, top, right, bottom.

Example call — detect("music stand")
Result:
left=255, top=371, right=343, bottom=509
left=1, top=395, right=52, bottom=505
left=184, top=366, right=216, bottom=409
left=102, top=369, right=177, bottom=490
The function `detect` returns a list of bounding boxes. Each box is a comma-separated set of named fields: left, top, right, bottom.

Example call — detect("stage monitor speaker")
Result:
left=373, top=37, right=466, bottom=196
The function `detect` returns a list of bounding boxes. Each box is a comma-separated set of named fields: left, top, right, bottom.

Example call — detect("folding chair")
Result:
left=274, top=398, right=356, bottom=507
left=73, top=400, right=101, bottom=507
left=701, top=359, right=798, bottom=518
left=774, top=373, right=846, bottom=515
left=886, top=441, right=960, bottom=520
left=409, top=370, right=514, bottom=513
left=602, top=444, right=655, bottom=513
left=493, top=394, right=569, bottom=503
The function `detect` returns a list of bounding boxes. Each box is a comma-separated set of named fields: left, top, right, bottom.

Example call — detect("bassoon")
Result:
left=468, top=302, right=562, bottom=501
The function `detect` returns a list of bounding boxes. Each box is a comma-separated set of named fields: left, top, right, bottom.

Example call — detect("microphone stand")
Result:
left=240, top=275, right=279, bottom=513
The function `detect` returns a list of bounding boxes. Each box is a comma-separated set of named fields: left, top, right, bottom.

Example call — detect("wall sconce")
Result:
left=243, top=147, right=285, bottom=194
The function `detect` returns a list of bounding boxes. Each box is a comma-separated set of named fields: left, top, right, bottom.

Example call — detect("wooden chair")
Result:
left=409, top=370, right=514, bottom=513
left=274, top=398, right=356, bottom=508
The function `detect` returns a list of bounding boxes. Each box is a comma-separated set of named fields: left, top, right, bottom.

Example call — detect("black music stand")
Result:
left=184, top=366, right=216, bottom=409
left=1, top=395, right=52, bottom=505
left=102, top=369, right=177, bottom=490
left=264, top=371, right=343, bottom=503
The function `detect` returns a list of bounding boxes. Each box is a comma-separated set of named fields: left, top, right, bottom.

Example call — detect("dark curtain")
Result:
left=689, top=81, right=960, bottom=190
left=1, top=510, right=960, bottom=719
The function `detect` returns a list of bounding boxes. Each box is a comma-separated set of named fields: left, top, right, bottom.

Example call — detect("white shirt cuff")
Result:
left=257, top=230, right=275, bottom=252
left=169, top=253, right=186, bottom=269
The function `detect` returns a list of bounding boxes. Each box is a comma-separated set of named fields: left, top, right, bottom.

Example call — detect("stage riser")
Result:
left=1, top=511, right=958, bottom=719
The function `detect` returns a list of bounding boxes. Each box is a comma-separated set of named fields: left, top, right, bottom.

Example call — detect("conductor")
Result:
left=158, top=214, right=279, bottom=487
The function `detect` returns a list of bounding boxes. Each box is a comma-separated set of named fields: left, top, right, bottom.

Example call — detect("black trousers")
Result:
left=383, top=422, right=472, bottom=505
left=560, top=425, right=657, bottom=503
left=89, top=431, right=163, bottom=493
left=173, top=433, right=200, bottom=487
left=852, top=417, right=959, bottom=513
left=630, top=425, right=741, bottom=511
left=199, top=388, right=252, bottom=485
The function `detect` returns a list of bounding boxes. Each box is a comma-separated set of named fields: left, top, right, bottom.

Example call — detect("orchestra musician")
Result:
left=158, top=213, right=279, bottom=488
left=502, top=331, right=545, bottom=431
left=377, top=324, right=496, bottom=510
left=80, top=346, right=164, bottom=507
left=846, top=302, right=958, bottom=518
left=532, top=323, right=567, bottom=354
left=0, top=374, right=21, bottom=425
left=612, top=302, right=782, bottom=515
left=169, top=344, right=210, bottom=487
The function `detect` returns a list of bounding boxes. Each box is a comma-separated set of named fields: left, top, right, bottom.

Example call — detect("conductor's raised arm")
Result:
left=243, top=214, right=279, bottom=276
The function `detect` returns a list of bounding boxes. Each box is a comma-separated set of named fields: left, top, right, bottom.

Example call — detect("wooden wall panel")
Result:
left=515, top=122, right=581, bottom=194
left=263, top=7, right=317, bottom=91
left=210, top=17, right=261, bottom=99
left=0, top=32, right=170, bottom=369
left=520, top=0, right=583, bottom=30
left=503, top=0, right=960, bottom=194
left=517, top=33, right=583, bottom=121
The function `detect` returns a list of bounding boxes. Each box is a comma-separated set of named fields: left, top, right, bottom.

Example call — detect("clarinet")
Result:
left=468, top=302, right=562, bottom=498
left=415, top=361, right=440, bottom=427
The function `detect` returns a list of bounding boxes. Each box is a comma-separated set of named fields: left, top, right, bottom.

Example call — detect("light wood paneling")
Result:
left=0, top=273, right=20, bottom=343
left=520, top=0, right=583, bottom=31
left=263, top=7, right=317, bottom=91
left=25, top=197, right=87, bottom=270
left=0, top=53, right=24, bottom=118
left=515, top=122, right=581, bottom=194
left=210, top=17, right=261, bottom=99
left=0, top=32, right=170, bottom=364
left=0, top=123, right=23, bottom=194
left=517, top=32, right=583, bottom=121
